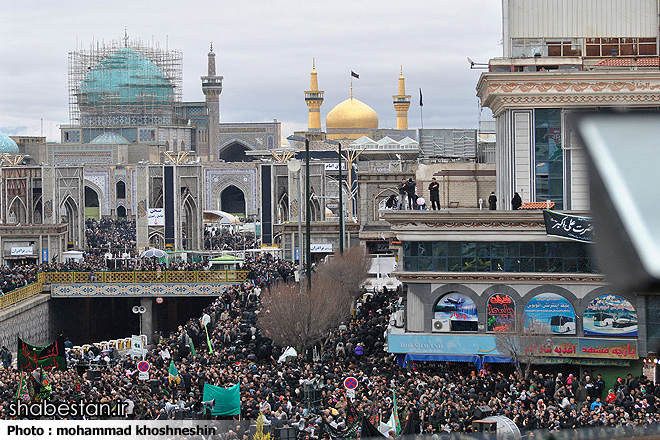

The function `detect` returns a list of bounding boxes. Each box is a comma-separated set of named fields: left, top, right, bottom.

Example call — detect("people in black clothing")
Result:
left=397, top=179, right=408, bottom=210
left=488, top=191, right=497, bottom=210
left=428, top=177, right=440, bottom=210
left=512, top=192, right=522, bottom=210
left=406, top=178, right=417, bottom=210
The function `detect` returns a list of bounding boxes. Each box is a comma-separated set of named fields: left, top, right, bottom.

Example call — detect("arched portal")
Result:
left=221, top=185, right=246, bottom=216
left=7, top=196, right=27, bottom=224
left=218, top=142, right=250, bottom=162
left=33, top=198, right=42, bottom=224
left=84, top=186, right=100, bottom=220
left=61, top=196, right=79, bottom=249
left=181, top=195, right=197, bottom=250
left=149, top=231, right=164, bottom=249
left=116, top=181, right=126, bottom=199
left=117, top=205, right=127, bottom=219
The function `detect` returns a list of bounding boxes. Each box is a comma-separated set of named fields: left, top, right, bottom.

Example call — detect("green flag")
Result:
left=190, top=338, right=196, bottom=357
left=15, top=372, right=31, bottom=403
left=168, top=361, right=180, bottom=384
left=388, top=390, right=401, bottom=435
left=204, top=324, right=213, bottom=354
left=17, top=336, right=66, bottom=372
left=202, top=383, right=240, bottom=416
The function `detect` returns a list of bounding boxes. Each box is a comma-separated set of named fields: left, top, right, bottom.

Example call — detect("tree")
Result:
left=253, top=412, right=271, bottom=440
left=493, top=314, right=552, bottom=379
left=258, top=247, right=370, bottom=352
left=315, top=246, right=371, bottom=300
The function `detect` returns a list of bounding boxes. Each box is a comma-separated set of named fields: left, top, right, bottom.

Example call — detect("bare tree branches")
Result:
left=494, top=315, right=551, bottom=379
left=315, top=247, right=371, bottom=300
left=258, top=248, right=370, bottom=351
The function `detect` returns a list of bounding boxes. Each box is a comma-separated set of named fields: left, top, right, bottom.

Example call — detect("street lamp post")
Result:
left=288, top=135, right=312, bottom=291
left=325, top=139, right=343, bottom=254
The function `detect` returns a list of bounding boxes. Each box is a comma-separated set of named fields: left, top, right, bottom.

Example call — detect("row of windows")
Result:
left=403, top=241, right=597, bottom=274
left=511, top=37, right=658, bottom=58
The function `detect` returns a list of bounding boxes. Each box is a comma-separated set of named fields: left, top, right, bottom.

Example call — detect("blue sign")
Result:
left=387, top=333, right=500, bottom=355
left=524, top=293, right=576, bottom=335
left=42, top=249, right=48, bottom=263
left=294, top=247, right=300, bottom=261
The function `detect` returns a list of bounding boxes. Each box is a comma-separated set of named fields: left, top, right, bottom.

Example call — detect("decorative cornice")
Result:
left=390, top=220, right=545, bottom=229
left=396, top=271, right=605, bottom=284
left=478, top=71, right=660, bottom=116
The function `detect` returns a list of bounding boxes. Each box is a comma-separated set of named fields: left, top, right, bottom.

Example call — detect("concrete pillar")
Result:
left=140, top=297, right=154, bottom=345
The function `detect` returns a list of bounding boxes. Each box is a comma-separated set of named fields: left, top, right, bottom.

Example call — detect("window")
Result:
left=535, top=109, right=563, bottom=209
left=116, top=181, right=126, bottom=199
left=402, top=241, right=596, bottom=274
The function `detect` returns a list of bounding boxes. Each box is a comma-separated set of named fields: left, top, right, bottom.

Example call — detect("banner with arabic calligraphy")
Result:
left=583, top=295, right=638, bottom=337
left=543, top=210, right=594, bottom=242
left=487, top=294, right=516, bottom=332
left=524, top=338, right=637, bottom=360
left=17, top=335, right=66, bottom=372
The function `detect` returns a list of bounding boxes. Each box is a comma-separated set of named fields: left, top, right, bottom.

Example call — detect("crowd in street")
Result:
left=204, top=227, right=257, bottom=251
left=85, top=218, right=137, bottom=257
left=0, top=251, right=658, bottom=439
left=0, top=219, right=266, bottom=295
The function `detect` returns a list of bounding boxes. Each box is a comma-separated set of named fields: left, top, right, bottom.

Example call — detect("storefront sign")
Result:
left=324, top=163, right=347, bottom=171
left=524, top=338, right=637, bottom=360
left=310, top=244, right=332, bottom=253
left=388, top=333, right=637, bottom=360
left=583, top=294, right=638, bottom=337
left=434, top=293, right=478, bottom=331
left=148, top=208, right=165, bottom=226
left=487, top=294, right=515, bottom=332
left=524, top=292, right=576, bottom=335
left=387, top=333, right=500, bottom=355
left=11, top=246, right=33, bottom=256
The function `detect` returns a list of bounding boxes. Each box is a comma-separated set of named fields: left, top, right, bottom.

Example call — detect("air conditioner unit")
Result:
left=395, top=310, right=404, bottom=328
left=432, top=318, right=450, bottom=333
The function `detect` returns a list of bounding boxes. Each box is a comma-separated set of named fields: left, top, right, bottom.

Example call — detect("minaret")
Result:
left=393, top=66, right=411, bottom=130
left=201, top=43, right=223, bottom=160
left=305, top=59, right=324, bottom=131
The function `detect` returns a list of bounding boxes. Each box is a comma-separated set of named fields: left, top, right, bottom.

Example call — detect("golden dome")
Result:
left=326, top=97, right=379, bottom=130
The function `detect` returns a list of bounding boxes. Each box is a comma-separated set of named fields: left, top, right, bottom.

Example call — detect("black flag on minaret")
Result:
left=419, top=88, right=423, bottom=107
left=351, top=71, right=360, bottom=79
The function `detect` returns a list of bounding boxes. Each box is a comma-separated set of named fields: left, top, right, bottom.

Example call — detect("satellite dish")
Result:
left=287, top=159, right=301, bottom=172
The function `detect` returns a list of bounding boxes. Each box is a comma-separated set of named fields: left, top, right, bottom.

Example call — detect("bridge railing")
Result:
left=0, top=281, right=44, bottom=310
left=41, top=270, right=250, bottom=284
left=0, top=270, right=249, bottom=310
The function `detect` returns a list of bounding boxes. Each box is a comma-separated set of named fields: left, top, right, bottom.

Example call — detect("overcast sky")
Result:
left=0, top=0, right=502, bottom=142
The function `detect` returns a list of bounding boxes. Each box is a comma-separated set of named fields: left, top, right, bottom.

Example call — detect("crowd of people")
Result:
left=0, top=251, right=657, bottom=439
left=204, top=227, right=257, bottom=251
left=85, top=218, right=137, bottom=257
left=0, top=219, right=267, bottom=296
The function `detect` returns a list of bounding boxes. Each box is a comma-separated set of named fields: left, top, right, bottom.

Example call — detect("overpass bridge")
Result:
left=44, top=270, right=249, bottom=298
left=0, top=270, right=250, bottom=346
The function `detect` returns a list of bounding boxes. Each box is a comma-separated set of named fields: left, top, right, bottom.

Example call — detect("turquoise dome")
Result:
left=79, top=48, right=174, bottom=107
left=90, top=132, right=129, bottom=144
left=0, top=132, right=19, bottom=154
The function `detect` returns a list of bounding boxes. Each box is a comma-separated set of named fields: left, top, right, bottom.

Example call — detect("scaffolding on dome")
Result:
left=68, top=38, right=183, bottom=127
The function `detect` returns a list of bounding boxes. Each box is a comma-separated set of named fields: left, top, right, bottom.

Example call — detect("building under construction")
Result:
left=68, top=38, right=183, bottom=127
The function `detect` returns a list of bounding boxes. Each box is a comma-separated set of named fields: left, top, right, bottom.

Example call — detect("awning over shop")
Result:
left=482, top=355, right=514, bottom=364
left=399, top=353, right=513, bottom=369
